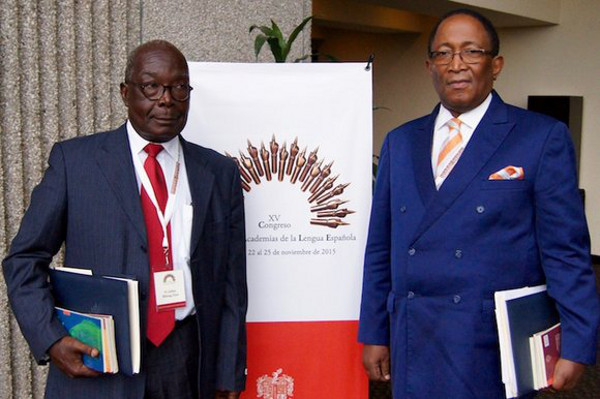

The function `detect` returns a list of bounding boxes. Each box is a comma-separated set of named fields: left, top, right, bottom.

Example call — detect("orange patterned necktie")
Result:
left=435, top=117, right=464, bottom=189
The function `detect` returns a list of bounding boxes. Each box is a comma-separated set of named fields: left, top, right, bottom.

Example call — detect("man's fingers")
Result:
left=81, top=343, right=99, bottom=358
left=48, top=336, right=101, bottom=378
left=65, top=339, right=101, bottom=377
left=364, top=362, right=380, bottom=380
left=65, top=336, right=98, bottom=357
left=379, top=356, right=391, bottom=381
left=552, top=358, right=585, bottom=391
left=362, top=345, right=391, bottom=381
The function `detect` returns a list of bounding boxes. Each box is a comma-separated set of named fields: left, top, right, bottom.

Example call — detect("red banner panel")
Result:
left=242, top=321, right=368, bottom=399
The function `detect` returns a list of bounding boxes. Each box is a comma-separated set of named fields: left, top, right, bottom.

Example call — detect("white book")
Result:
left=106, top=276, right=141, bottom=374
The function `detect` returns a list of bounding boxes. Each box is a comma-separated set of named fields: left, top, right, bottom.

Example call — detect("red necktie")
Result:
left=141, top=143, right=175, bottom=346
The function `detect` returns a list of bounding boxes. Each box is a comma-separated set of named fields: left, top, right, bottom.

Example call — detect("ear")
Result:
left=491, top=55, right=504, bottom=80
left=425, top=58, right=434, bottom=77
left=119, top=82, right=129, bottom=107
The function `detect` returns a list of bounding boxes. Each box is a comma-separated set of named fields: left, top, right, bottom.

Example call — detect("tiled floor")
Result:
left=369, top=263, right=600, bottom=399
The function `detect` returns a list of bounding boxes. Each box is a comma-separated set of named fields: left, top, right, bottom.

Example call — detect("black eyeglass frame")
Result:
left=428, top=49, right=496, bottom=65
left=126, top=82, right=194, bottom=102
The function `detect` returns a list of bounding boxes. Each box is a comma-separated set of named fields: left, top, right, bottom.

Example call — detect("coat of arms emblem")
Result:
left=256, top=368, right=294, bottom=398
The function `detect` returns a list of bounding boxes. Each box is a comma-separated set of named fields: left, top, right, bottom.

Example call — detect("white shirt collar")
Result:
left=434, top=92, right=493, bottom=131
left=126, top=120, right=180, bottom=161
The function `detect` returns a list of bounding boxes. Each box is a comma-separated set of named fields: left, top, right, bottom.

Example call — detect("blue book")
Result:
left=55, top=307, right=106, bottom=372
left=49, top=268, right=140, bottom=375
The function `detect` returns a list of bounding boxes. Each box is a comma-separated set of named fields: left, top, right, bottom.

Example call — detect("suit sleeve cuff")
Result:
left=34, top=322, right=69, bottom=364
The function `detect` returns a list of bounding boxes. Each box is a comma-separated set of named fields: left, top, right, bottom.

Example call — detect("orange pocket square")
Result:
left=489, top=166, right=524, bottom=180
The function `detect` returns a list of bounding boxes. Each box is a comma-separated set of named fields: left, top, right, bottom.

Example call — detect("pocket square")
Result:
left=489, top=165, right=524, bottom=180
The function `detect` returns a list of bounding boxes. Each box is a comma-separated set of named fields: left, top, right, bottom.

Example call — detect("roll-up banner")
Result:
left=183, top=62, right=372, bottom=399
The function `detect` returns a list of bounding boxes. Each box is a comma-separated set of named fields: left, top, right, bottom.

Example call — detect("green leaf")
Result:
left=270, top=20, right=284, bottom=40
left=270, top=20, right=287, bottom=56
left=249, top=24, right=274, bottom=37
left=287, top=16, right=312, bottom=50
left=267, top=37, right=285, bottom=62
left=254, top=35, right=267, bottom=59
left=282, top=16, right=312, bottom=62
left=249, top=16, right=312, bottom=62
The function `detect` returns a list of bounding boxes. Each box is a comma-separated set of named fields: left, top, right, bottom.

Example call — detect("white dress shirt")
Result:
left=431, top=93, right=493, bottom=187
left=127, top=121, right=195, bottom=319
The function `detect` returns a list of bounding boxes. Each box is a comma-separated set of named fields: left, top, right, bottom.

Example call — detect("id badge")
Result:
left=153, top=269, right=186, bottom=311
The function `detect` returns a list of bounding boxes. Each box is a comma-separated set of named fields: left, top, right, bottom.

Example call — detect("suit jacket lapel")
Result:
left=412, top=106, right=438, bottom=207
left=180, top=138, right=215, bottom=257
left=412, top=92, right=515, bottom=242
left=95, top=124, right=147, bottom=244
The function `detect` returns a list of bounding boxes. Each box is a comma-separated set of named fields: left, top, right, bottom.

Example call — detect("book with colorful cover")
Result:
left=54, top=307, right=118, bottom=373
left=529, top=322, right=561, bottom=390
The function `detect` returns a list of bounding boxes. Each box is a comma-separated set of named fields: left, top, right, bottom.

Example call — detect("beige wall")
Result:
left=142, top=0, right=311, bottom=62
left=495, top=0, right=600, bottom=254
left=313, top=25, right=437, bottom=154
left=315, top=0, right=600, bottom=254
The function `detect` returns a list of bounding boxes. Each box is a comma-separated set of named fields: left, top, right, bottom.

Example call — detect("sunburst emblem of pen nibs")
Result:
left=224, top=137, right=355, bottom=228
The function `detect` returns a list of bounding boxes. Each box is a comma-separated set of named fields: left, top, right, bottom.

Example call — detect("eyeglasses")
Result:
left=429, top=49, right=494, bottom=65
left=129, top=82, right=193, bottom=101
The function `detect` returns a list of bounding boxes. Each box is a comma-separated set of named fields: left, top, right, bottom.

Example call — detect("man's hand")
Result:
left=363, top=344, right=391, bottom=381
left=48, top=336, right=101, bottom=378
left=215, top=391, right=241, bottom=399
left=551, top=358, right=586, bottom=391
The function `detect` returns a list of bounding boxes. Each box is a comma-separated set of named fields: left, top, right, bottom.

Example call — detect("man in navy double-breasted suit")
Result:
left=359, top=9, right=599, bottom=399
left=3, top=40, right=247, bottom=398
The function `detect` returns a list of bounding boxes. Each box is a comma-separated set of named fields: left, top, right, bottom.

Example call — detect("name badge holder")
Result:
left=154, top=269, right=186, bottom=311
left=134, top=142, right=187, bottom=312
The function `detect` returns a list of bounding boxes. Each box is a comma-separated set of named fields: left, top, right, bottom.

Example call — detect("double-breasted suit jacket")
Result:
left=3, top=124, right=247, bottom=398
left=358, top=92, right=599, bottom=399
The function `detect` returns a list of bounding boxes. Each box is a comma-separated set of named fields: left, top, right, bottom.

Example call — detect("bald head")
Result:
left=124, top=40, right=188, bottom=83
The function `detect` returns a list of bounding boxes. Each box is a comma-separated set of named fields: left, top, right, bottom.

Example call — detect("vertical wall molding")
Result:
left=0, top=1, right=140, bottom=397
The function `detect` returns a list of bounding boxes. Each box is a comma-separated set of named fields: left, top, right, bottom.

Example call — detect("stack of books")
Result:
left=494, top=285, right=560, bottom=398
left=530, top=322, right=561, bottom=390
left=50, top=267, right=141, bottom=375
left=55, top=307, right=119, bottom=373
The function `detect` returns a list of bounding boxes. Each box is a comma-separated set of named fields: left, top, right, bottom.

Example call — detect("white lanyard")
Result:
left=134, top=142, right=181, bottom=251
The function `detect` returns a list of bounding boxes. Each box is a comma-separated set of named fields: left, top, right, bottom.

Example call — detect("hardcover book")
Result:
left=495, top=285, right=560, bottom=398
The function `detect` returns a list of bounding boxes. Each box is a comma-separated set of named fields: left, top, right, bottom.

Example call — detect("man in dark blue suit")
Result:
left=3, top=40, right=247, bottom=398
left=359, top=9, right=599, bottom=399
